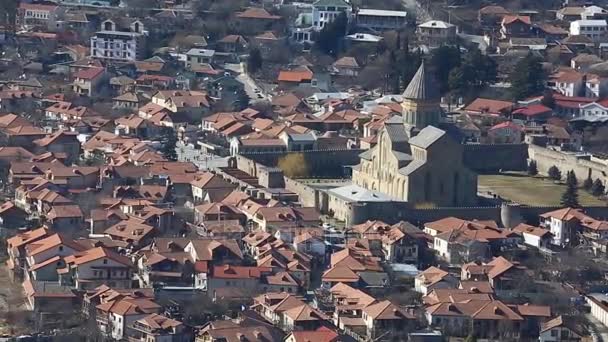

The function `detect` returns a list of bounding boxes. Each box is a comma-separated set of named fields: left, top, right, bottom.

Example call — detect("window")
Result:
left=103, top=259, right=108, bottom=264
left=59, top=246, right=63, bottom=252
left=551, top=330, right=558, bottom=337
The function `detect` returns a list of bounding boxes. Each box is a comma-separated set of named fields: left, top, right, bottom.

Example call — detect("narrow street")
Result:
left=224, top=63, right=269, bottom=103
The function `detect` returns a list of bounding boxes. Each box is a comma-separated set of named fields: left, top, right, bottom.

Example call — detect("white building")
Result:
left=570, top=19, right=608, bottom=42
left=91, top=19, right=146, bottom=62
left=356, top=9, right=407, bottom=31
left=311, top=0, right=352, bottom=31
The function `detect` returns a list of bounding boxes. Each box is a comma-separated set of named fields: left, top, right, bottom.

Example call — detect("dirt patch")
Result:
left=0, top=264, right=31, bottom=335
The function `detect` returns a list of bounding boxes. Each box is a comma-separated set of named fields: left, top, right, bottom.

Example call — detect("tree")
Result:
left=561, top=171, right=580, bottom=208
left=465, top=335, right=478, bottom=342
left=430, top=46, right=462, bottom=93
left=584, top=175, right=593, bottom=191
left=247, top=48, right=263, bottom=74
left=278, top=153, right=309, bottom=178
left=161, top=127, right=178, bottom=161
left=548, top=165, right=561, bottom=181
left=591, top=179, right=605, bottom=197
left=527, top=160, right=538, bottom=176
left=509, top=53, right=546, bottom=100
left=541, top=90, right=556, bottom=109
left=314, top=11, right=349, bottom=56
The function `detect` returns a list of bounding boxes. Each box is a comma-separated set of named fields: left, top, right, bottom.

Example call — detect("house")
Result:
left=557, top=7, right=585, bottom=21
left=312, top=0, right=352, bottom=31
left=0, top=201, right=27, bottom=228
left=185, top=48, right=215, bottom=70
left=547, top=69, right=584, bottom=97
left=292, top=231, right=325, bottom=257
left=285, top=327, right=340, bottom=342
left=540, top=207, right=588, bottom=247
left=511, top=104, right=552, bottom=123
left=361, top=300, right=415, bottom=340
left=127, top=313, right=189, bottom=342
left=332, top=57, right=360, bottom=77
left=250, top=206, right=321, bottom=231
left=46, top=205, right=84, bottom=232
left=18, top=3, right=64, bottom=30
left=539, top=315, right=587, bottom=342
left=230, top=137, right=287, bottom=155
left=415, top=266, right=456, bottom=295
left=570, top=19, right=608, bottom=42
left=196, top=312, right=285, bottom=342
left=278, top=66, right=315, bottom=89
left=417, top=20, right=457, bottom=47
left=463, top=98, right=514, bottom=119
left=513, top=223, right=552, bottom=249
left=461, top=256, right=528, bottom=290
left=96, top=295, right=162, bottom=340
left=72, top=67, right=105, bottom=97
left=6, top=227, right=51, bottom=280
left=22, top=279, right=77, bottom=313
left=571, top=53, right=603, bottom=72
left=91, top=19, right=146, bottom=62
left=190, top=172, right=236, bottom=203
left=60, top=247, right=133, bottom=290
left=487, top=121, right=523, bottom=144
left=236, top=7, right=281, bottom=32
left=355, top=9, right=407, bottom=31
left=501, top=15, right=532, bottom=38
left=478, top=5, right=510, bottom=26
left=105, top=219, right=156, bottom=248
left=217, top=35, right=248, bottom=53
left=33, top=130, right=81, bottom=164
left=207, top=265, right=272, bottom=294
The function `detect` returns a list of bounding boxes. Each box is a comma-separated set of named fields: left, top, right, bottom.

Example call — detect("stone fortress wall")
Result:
left=233, top=144, right=608, bottom=227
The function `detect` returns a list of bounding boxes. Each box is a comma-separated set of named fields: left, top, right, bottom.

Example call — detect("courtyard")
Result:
left=478, top=172, right=606, bottom=207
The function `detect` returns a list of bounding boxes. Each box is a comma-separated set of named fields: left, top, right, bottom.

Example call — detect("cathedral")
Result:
left=352, top=63, right=478, bottom=207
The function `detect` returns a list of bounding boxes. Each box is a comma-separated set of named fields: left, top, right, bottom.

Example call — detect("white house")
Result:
left=292, top=231, right=325, bottom=257
left=513, top=223, right=552, bottom=249
left=414, top=266, right=455, bottom=295
left=311, top=0, right=352, bottom=31
left=62, top=247, right=133, bottom=290
left=539, top=316, right=586, bottom=342
left=570, top=19, right=608, bottom=42
left=540, top=208, right=586, bottom=247
left=91, top=19, right=146, bottom=62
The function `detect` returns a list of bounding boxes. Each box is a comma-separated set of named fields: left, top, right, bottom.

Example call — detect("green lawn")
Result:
left=478, top=173, right=606, bottom=206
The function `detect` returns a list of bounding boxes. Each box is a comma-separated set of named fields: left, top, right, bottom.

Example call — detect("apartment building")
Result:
left=570, top=19, right=608, bottom=42
left=91, top=19, right=146, bottom=62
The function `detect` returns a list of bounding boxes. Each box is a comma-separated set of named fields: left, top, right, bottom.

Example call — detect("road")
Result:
left=224, top=63, right=269, bottom=103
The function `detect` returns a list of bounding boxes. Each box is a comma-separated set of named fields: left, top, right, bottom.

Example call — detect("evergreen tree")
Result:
left=584, top=175, right=593, bottom=191
left=314, top=11, right=348, bottom=56
left=247, top=48, right=263, bottom=74
left=430, top=46, right=462, bottom=93
left=527, top=160, right=538, bottom=176
left=541, top=90, right=556, bottom=109
left=591, top=179, right=606, bottom=197
left=548, top=165, right=561, bottom=181
left=510, top=53, right=546, bottom=100
left=561, top=171, right=580, bottom=208
left=161, top=127, right=178, bottom=161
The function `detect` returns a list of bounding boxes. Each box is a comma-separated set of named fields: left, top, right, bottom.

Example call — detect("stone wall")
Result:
left=463, top=144, right=528, bottom=172
left=241, top=149, right=364, bottom=177
left=528, top=145, right=608, bottom=184
left=283, top=177, right=320, bottom=208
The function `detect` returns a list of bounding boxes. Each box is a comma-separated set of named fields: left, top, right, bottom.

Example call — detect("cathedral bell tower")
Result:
left=401, top=63, right=442, bottom=136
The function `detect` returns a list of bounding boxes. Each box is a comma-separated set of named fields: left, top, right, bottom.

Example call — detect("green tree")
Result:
left=430, top=45, right=462, bottom=93
left=247, top=48, right=263, bottom=74
left=583, top=175, right=593, bottom=191
left=541, top=90, right=556, bottom=109
left=314, top=11, right=348, bottom=56
left=561, top=171, right=580, bottom=208
left=591, top=179, right=605, bottom=197
left=527, top=160, right=538, bottom=176
left=510, top=53, right=546, bottom=100
left=548, top=165, right=561, bottom=181
left=161, top=127, right=178, bottom=161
